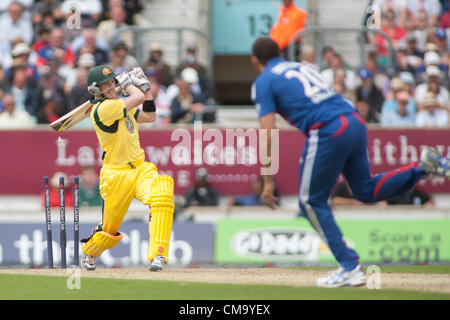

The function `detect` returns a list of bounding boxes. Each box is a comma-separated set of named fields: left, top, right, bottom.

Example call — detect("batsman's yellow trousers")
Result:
left=99, top=160, right=174, bottom=262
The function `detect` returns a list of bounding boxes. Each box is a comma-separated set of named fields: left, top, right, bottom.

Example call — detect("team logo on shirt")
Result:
left=125, top=117, right=134, bottom=134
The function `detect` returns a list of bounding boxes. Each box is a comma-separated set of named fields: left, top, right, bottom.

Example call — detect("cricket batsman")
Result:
left=80, top=65, right=175, bottom=271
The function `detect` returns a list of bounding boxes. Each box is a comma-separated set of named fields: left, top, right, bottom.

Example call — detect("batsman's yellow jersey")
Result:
left=90, top=99, right=144, bottom=165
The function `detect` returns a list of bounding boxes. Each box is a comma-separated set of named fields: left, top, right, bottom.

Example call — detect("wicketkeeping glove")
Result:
left=128, top=67, right=150, bottom=92
left=115, top=72, right=132, bottom=91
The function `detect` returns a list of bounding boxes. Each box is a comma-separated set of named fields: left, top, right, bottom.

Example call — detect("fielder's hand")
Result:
left=116, top=72, right=132, bottom=91
left=262, top=178, right=279, bottom=210
left=128, top=67, right=150, bottom=92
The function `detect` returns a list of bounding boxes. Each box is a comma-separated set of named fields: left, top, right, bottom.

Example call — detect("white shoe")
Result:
left=316, top=265, right=366, bottom=288
left=81, top=255, right=96, bottom=271
left=149, top=256, right=165, bottom=272
left=420, top=147, right=450, bottom=178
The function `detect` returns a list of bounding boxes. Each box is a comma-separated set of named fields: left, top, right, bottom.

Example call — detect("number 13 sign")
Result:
left=212, top=0, right=305, bottom=55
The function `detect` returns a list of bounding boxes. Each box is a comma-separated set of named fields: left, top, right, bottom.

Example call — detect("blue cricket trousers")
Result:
left=298, top=112, right=426, bottom=270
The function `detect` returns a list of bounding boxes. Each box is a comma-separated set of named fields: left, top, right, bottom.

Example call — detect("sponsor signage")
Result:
left=0, top=128, right=449, bottom=194
left=216, top=218, right=450, bottom=265
left=0, top=221, right=214, bottom=267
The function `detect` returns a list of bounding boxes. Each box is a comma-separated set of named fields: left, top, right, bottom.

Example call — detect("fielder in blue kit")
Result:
left=251, top=37, right=450, bottom=288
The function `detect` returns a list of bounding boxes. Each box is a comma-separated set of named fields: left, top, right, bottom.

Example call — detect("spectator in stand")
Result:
left=68, top=68, right=91, bottom=111
left=170, top=72, right=205, bottom=124
left=108, top=41, right=138, bottom=74
left=96, top=5, right=134, bottom=50
left=36, top=27, right=76, bottom=68
left=321, top=52, right=357, bottom=90
left=400, top=71, right=416, bottom=94
left=382, top=76, right=417, bottom=113
left=374, top=9, right=406, bottom=66
left=381, top=90, right=416, bottom=127
left=299, top=44, right=318, bottom=71
left=407, top=0, right=441, bottom=26
left=355, top=100, right=380, bottom=123
left=332, top=68, right=355, bottom=103
left=364, top=45, right=391, bottom=95
left=7, top=65, right=39, bottom=116
left=31, top=0, right=64, bottom=27
left=433, top=29, right=450, bottom=70
left=76, top=28, right=109, bottom=66
left=0, top=2, right=33, bottom=46
left=35, top=65, right=66, bottom=123
left=415, top=65, right=449, bottom=110
left=176, top=43, right=213, bottom=102
left=183, top=168, right=220, bottom=208
left=320, top=45, right=334, bottom=71
left=0, top=93, right=34, bottom=128
left=101, top=0, right=144, bottom=26
left=439, top=1, right=450, bottom=29
left=32, top=26, right=51, bottom=55
left=414, top=9, right=433, bottom=51
left=356, top=68, right=385, bottom=118
left=395, top=43, right=417, bottom=75
left=144, top=67, right=171, bottom=125
left=405, top=32, right=424, bottom=64
left=7, top=42, right=39, bottom=86
left=64, top=52, right=95, bottom=96
left=146, top=42, right=174, bottom=88
left=416, top=49, right=448, bottom=84
left=415, top=91, right=449, bottom=127
left=372, top=0, right=408, bottom=27
left=269, top=0, right=308, bottom=55
left=79, top=165, right=102, bottom=207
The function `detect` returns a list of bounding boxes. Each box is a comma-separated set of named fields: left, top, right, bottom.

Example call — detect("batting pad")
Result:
left=82, top=231, right=123, bottom=257
left=148, top=175, right=175, bottom=263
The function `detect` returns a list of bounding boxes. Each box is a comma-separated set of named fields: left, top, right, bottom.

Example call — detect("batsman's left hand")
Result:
left=129, top=67, right=150, bottom=92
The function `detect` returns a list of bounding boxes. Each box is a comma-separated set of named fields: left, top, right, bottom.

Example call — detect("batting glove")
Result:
left=115, top=72, right=132, bottom=91
left=128, top=67, right=150, bottom=92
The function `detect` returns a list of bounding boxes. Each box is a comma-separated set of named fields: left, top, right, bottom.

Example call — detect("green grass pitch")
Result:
left=0, top=265, right=449, bottom=300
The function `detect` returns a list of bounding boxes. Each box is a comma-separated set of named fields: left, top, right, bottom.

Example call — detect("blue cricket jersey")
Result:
left=252, top=57, right=356, bottom=133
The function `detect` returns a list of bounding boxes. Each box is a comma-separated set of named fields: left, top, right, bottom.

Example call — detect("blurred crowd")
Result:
left=0, top=0, right=215, bottom=129
left=299, top=0, right=450, bottom=128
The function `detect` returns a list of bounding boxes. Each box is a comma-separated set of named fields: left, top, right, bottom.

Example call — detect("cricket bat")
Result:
left=50, top=100, right=93, bottom=132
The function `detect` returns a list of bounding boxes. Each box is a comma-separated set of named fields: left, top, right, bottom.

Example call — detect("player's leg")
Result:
left=134, top=162, right=175, bottom=271
left=342, top=114, right=428, bottom=203
left=299, top=123, right=364, bottom=287
left=81, top=167, right=135, bottom=270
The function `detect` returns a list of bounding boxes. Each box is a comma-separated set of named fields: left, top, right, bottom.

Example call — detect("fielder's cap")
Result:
left=422, top=91, right=437, bottom=107
left=424, top=51, right=440, bottom=65
left=150, top=42, right=163, bottom=52
left=195, top=168, right=209, bottom=180
left=426, top=65, right=441, bottom=78
left=400, top=71, right=415, bottom=84
left=11, top=42, right=30, bottom=57
left=425, top=42, right=439, bottom=52
left=87, top=65, right=116, bottom=87
left=390, top=77, right=404, bottom=91
left=78, top=53, right=95, bottom=68
left=435, top=28, right=447, bottom=39
left=358, top=68, right=372, bottom=80
left=180, top=67, right=198, bottom=84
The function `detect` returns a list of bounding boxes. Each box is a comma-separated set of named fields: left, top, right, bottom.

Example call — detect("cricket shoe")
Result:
left=316, top=265, right=366, bottom=288
left=81, top=255, right=96, bottom=271
left=420, top=147, right=450, bottom=178
left=149, top=256, right=165, bottom=272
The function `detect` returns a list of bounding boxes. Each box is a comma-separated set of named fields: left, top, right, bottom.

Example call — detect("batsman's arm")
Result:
left=259, top=112, right=279, bottom=209
left=122, top=85, right=145, bottom=112
left=136, top=90, right=157, bottom=123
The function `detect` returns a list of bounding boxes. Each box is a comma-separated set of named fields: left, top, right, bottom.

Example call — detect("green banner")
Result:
left=215, top=218, right=450, bottom=265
